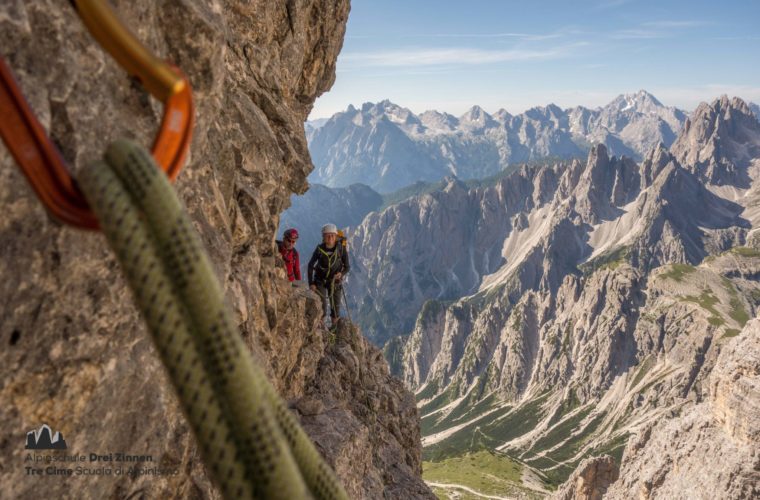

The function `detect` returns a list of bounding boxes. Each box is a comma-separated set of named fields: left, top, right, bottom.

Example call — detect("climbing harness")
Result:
left=77, top=141, right=348, bottom=499
left=317, top=245, right=341, bottom=275
left=316, top=245, right=344, bottom=320
left=0, top=0, right=193, bottom=229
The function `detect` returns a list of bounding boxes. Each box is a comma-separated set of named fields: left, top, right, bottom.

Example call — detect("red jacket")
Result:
left=277, top=241, right=301, bottom=281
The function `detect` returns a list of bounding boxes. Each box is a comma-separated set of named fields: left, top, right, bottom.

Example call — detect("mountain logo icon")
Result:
left=25, top=424, right=67, bottom=450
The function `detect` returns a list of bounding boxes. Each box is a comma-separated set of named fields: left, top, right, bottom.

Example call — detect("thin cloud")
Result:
left=401, top=32, right=563, bottom=42
left=642, top=20, right=709, bottom=29
left=340, top=43, right=588, bottom=68
left=713, top=35, right=760, bottom=41
left=611, top=29, right=666, bottom=40
left=611, top=19, right=710, bottom=39
left=597, top=0, right=636, bottom=9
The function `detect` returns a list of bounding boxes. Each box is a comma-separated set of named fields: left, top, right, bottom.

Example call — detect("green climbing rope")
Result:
left=77, top=140, right=348, bottom=500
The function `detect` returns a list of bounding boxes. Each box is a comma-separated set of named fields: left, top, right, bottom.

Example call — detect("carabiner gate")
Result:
left=0, top=0, right=194, bottom=229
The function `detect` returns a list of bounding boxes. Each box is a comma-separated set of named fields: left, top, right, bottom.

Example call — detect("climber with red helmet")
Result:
left=277, top=228, right=301, bottom=282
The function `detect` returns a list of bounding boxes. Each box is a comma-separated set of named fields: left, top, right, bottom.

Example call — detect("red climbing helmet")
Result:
left=284, top=228, right=299, bottom=241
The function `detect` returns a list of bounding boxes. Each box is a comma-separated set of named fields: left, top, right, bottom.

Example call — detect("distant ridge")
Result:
left=308, top=91, right=689, bottom=192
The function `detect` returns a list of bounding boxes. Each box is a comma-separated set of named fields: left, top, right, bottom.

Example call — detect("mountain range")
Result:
left=307, top=91, right=691, bottom=193
left=332, top=96, right=760, bottom=497
left=362, top=97, right=760, bottom=498
left=283, top=93, right=760, bottom=497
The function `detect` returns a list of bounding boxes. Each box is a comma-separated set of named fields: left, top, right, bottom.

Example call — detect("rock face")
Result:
left=606, top=320, right=760, bottom=499
left=343, top=96, right=760, bottom=495
left=349, top=140, right=748, bottom=345
left=349, top=173, right=522, bottom=345
left=0, top=2, right=431, bottom=499
left=552, top=455, right=619, bottom=500
left=298, top=320, right=433, bottom=499
left=309, top=91, right=687, bottom=192
left=750, top=102, right=760, bottom=121
left=672, top=96, right=760, bottom=186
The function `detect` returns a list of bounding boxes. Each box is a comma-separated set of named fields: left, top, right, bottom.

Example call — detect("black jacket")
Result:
left=307, top=243, right=349, bottom=286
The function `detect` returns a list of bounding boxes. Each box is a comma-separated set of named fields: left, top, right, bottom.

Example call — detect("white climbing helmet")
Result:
left=321, top=223, right=338, bottom=235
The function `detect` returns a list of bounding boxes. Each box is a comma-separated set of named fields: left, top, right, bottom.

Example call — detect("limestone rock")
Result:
left=351, top=126, right=750, bottom=345
left=606, top=320, right=760, bottom=499
left=671, top=96, right=760, bottom=186
left=298, top=321, right=435, bottom=499
left=552, top=455, right=619, bottom=500
left=360, top=95, right=760, bottom=493
left=0, top=1, right=431, bottom=498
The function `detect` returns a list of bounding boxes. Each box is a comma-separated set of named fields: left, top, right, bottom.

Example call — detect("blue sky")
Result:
left=309, top=0, right=760, bottom=118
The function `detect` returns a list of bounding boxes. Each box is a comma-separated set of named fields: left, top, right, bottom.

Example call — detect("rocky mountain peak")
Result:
left=493, top=108, right=513, bottom=122
left=640, top=142, right=676, bottom=188
left=671, top=95, right=760, bottom=185
left=419, top=110, right=459, bottom=132
left=609, top=89, right=664, bottom=113
left=588, top=143, right=610, bottom=169
left=750, top=102, right=760, bottom=121
left=574, top=143, right=644, bottom=222
left=363, top=100, right=421, bottom=127
left=518, top=104, right=567, bottom=130
left=461, top=104, right=487, bottom=119
left=459, top=105, right=498, bottom=130
left=579, top=143, right=611, bottom=199
left=546, top=102, right=564, bottom=115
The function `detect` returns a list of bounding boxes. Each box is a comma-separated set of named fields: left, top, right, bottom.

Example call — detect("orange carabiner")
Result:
left=0, top=1, right=193, bottom=230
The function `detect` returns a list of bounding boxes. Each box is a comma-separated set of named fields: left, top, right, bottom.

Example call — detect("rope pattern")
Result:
left=77, top=140, right=348, bottom=500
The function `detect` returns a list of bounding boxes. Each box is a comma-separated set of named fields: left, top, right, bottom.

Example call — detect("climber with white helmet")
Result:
left=308, top=223, right=350, bottom=327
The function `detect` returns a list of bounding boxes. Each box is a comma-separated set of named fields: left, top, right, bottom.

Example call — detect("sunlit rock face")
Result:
left=347, top=96, right=759, bottom=495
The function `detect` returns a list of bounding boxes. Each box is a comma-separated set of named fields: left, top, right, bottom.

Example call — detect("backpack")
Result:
left=337, top=229, right=347, bottom=250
